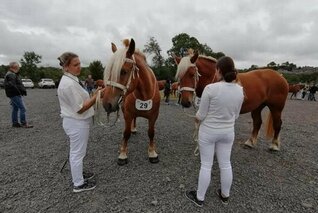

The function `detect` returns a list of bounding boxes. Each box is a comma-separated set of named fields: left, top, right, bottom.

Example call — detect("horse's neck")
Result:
left=134, top=64, right=156, bottom=100
left=197, top=59, right=217, bottom=82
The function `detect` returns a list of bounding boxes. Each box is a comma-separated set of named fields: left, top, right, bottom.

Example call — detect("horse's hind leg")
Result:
left=118, top=117, right=132, bottom=165
left=244, top=105, right=265, bottom=148
left=268, top=108, right=283, bottom=151
left=148, top=118, right=159, bottom=163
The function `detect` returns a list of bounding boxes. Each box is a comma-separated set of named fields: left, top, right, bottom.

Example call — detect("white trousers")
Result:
left=63, top=117, right=92, bottom=187
left=196, top=129, right=234, bottom=201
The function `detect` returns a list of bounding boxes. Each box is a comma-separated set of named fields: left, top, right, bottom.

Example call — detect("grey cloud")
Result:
left=1, top=0, right=318, bottom=68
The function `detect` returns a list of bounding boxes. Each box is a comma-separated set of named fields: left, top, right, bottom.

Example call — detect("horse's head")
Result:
left=95, top=79, right=105, bottom=88
left=103, top=39, right=139, bottom=113
left=174, top=52, right=199, bottom=108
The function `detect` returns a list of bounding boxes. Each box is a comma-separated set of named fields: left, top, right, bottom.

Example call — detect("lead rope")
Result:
left=94, top=90, right=107, bottom=126
left=93, top=89, right=121, bottom=127
left=193, top=121, right=200, bottom=156
left=179, top=104, right=199, bottom=156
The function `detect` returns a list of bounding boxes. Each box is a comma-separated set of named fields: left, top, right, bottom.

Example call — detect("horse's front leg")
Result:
left=131, top=118, right=137, bottom=134
left=148, top=118, right=159, bottom=163
left=118, top=117, right=132, bottom=166
left=244, top=106, right=265, bottom=148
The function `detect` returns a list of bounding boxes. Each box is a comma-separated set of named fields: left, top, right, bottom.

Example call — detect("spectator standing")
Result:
left=4, top=62, right=33, bottom=128
left=85, top=74, right=94, bottom=95
left=308, top=85, right=317, bottom=101
left=163, top=79, right=172, bottom=104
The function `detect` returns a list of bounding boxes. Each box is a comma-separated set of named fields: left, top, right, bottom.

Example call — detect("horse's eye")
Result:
left=120, top=69, right=127, bottom=75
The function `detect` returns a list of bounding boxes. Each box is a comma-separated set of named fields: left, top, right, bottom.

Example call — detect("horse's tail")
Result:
left=265, top=111, right=274, bottom=139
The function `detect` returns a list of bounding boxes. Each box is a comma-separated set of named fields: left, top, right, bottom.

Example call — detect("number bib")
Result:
left=135, top=99, right=153, bottom=110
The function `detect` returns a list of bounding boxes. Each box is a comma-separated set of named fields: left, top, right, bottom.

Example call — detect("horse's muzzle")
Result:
left=181, top=100, right=192, bottom=108
left=103, top=102, right=119, bottom=113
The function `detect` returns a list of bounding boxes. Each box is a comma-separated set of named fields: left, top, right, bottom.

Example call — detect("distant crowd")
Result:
left=290, top=85, right=318, bottom=101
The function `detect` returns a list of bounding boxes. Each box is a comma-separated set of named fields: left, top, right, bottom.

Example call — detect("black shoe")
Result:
left=21, top=123, right=33, bottom=128
left=83, top=172, right=95, bottom=180
left=216, top=189, right=229, bottom=205
left=185, top=190, right=203, bottom=207
left=73, top=181, right=96, bottom=193
left=12, top=123, right=21, bottom=128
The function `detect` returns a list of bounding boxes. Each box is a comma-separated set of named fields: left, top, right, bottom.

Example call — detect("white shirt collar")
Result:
left=64, top=72, right=79, bottom=83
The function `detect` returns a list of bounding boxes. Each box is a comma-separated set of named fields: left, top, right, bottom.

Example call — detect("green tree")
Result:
left=88, top=60, right=104, bottom=80
left=20, top=51, right=42, bottom=81
left=167, top=33, right=201, bottom=57
left=167, top=33, right=224, bottom=59
left=143, top=36, right=164, bottom=68
left=0, top=65, right=8, bottom=77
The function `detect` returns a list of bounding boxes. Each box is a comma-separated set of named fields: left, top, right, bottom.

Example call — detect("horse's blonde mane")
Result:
left=104, top=47, right=127, bottom=83
left=104, top=39, right=148, bottom=83
left=175, top=55, right=217, bottom=81
left=199, top=55, right=217, bottom=62
left=175, top=56, right=192, bottom=80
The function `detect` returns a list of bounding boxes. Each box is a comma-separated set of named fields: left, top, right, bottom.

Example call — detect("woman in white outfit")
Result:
left=185, top=56, right=244, bottom=207
left=57, top=52, right=104, bottom=193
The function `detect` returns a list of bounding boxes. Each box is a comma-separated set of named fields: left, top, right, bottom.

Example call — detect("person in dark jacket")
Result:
left=4, top=62, right=33, bottom=128
left=308, top=85, right=317, bottom=101
left=163, top=79, right=171, bottom=104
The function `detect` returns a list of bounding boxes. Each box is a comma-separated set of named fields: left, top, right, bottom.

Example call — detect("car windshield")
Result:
left=22, top=79, right=32, bottom=82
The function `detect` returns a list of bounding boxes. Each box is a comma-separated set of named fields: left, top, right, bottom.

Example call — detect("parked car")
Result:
left=0, top=78, right=4, bottom=88
left=38, top=78, right=55, bottom=88
left=21, top=79, right=35, bottom=89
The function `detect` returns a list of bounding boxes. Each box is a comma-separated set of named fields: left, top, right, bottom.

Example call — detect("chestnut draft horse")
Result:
left=102, top=39, right=161, bottom=165
left=289, top=84, right=305, bottom=99
left=174, top=53, right=289, bottom=151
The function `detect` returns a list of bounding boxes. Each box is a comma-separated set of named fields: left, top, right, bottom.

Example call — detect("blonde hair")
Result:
left=104, top=48, right=128, bottom=83
left=175, top=56, right=193, bottom=80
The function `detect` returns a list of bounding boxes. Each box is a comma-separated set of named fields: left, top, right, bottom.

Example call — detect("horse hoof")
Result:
left=117, top=158, right=128, bottom=166
left=149, top=156, right=159, bottom=164
left=269, top=146, right=280, bottom=152
left=243, top=143, right=254, bottom=149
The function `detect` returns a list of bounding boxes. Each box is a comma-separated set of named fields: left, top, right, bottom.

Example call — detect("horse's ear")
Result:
left=111, top=43, right=117, bottom=53
left=126, top=39, right=135, bottom=58
left=172, top=53, right=181, bottom=65
left=190, top=51, right=199, bottom=63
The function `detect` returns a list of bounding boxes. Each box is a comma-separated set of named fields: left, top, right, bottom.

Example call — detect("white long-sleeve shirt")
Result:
left=57, top=72, right=94, bottom=120
left=196, top=81, right=244, bottom=134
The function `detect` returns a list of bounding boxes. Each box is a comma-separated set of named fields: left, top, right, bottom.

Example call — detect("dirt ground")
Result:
left=0, top=89, right=317, bottom=213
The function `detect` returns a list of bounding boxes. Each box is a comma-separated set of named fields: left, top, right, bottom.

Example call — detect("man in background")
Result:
left=4, top=62, right=33, bottom=128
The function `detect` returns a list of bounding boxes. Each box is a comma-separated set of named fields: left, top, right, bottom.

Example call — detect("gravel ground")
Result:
left=0, top=89, right=317, bottom=213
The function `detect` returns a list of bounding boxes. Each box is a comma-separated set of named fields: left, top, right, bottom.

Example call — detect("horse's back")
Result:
left=238, top=69, right=288, bottom=113
left=239, top=69, right=288, bottom=92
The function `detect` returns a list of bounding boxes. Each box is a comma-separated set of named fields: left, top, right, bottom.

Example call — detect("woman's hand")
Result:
left=94, top=86, right=105, bottom=98
left=195, top=117, right=200, bottom=125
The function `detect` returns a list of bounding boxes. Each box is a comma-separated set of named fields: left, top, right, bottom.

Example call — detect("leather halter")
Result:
left=179, top=64, right=201, bottom=93
left=106, top=56, right=139, bottom=96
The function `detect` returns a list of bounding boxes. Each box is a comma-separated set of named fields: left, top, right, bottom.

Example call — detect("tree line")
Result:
left=0, top=33, right=317, bottom=84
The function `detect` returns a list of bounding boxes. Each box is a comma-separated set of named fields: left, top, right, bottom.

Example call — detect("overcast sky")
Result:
left=1, top=0, right=318, bottom=69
